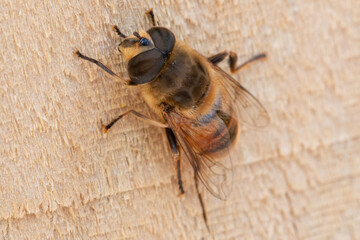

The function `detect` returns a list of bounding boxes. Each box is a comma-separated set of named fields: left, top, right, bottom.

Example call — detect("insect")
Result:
left=75, top=10, right=269, bottom=200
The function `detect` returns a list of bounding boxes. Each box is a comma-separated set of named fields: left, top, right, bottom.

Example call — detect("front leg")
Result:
left=75, top=50, right=129, bottom=84
left=145, top=9, right=158, bottom=27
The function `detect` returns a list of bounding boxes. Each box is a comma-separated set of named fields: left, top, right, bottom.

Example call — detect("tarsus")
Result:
left=194, top=173, right=210, bottom=233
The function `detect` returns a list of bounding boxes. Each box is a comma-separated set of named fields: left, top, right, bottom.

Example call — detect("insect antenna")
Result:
left=133, top=32, right=141, bottom=39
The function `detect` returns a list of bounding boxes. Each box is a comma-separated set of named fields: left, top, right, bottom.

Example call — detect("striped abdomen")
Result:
left=192, top=108, right=238, bottom=156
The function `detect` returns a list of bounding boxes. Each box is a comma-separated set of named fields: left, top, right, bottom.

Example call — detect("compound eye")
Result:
left=140, top=38, right=150, bottom=46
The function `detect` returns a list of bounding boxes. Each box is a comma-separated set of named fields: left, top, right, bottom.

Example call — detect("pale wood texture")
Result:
left=1, top=0, right=360, bottom=239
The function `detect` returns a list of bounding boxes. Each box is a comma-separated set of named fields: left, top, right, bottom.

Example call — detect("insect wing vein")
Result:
left=164, top=111, right=233, bottom=200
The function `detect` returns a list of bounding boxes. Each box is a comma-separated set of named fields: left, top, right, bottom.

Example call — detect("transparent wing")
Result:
left=164, top=110, right=233, bottom=200
left=213, top=65, right=270, bottom=128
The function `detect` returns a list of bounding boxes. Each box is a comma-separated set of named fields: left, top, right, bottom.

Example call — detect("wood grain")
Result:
left=1, top=0, right=359, bottom=239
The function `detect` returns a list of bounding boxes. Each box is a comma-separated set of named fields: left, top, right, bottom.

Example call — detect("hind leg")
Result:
left=165, top=128, right=185, bottom=195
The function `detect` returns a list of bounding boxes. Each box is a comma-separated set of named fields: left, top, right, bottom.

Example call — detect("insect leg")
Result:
left=229, top=52, right=267, bottom=73
left=75, top=50, right=129, bottom=84
left=145, top=9, right=157, bottom=27
left=165, top=128, right=185, bottom=195
left=207, top=51, right=228, bottom=65
left=103, top=110, right=168, bottom=132
left=112, top=25, right=127, bottom=38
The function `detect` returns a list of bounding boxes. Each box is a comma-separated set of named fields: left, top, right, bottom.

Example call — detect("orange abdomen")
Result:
left=194, top=110, right=238, bottom=156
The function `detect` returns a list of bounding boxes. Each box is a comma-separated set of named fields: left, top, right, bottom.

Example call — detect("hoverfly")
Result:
left=76, top=9, right=269, bottom=200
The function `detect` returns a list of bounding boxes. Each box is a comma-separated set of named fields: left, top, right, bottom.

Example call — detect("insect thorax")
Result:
left=146, top=42, right=210, bottom=109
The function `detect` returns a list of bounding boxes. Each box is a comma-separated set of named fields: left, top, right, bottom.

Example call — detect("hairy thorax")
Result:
left=140, top=41, right=211, bottom=116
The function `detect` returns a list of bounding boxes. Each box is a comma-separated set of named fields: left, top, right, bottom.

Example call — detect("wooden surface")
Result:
left=1, top=0, right=360, bottom=239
